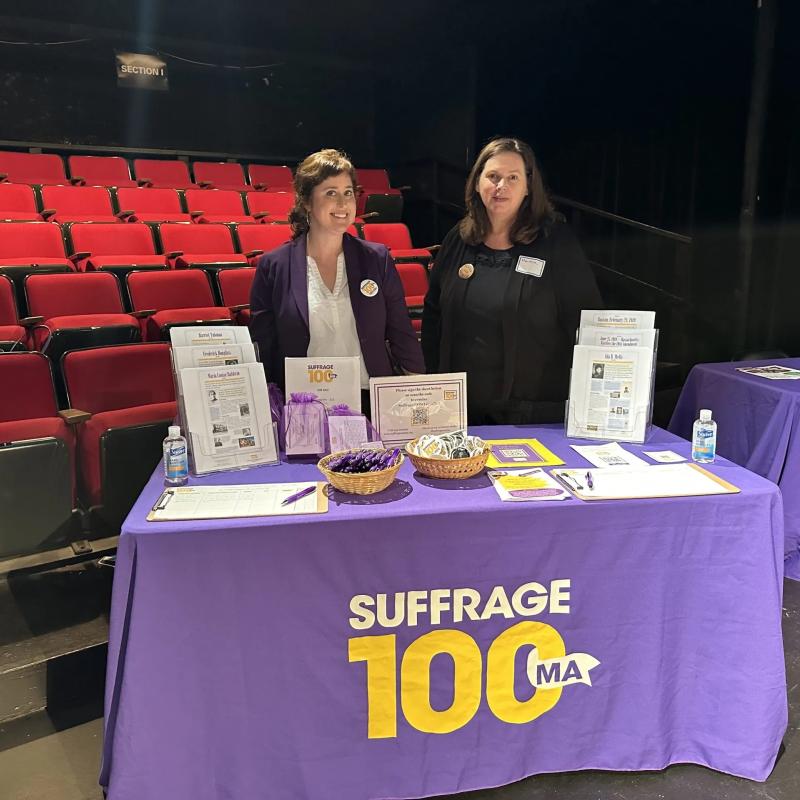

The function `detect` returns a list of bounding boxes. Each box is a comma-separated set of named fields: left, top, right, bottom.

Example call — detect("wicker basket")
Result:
left=317, top=450, right=404, bottom=495
left=405, top=440, right=490, bottom=479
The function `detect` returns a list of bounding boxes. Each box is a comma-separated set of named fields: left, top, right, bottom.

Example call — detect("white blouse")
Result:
left=306, top=253, right=370, bottom=390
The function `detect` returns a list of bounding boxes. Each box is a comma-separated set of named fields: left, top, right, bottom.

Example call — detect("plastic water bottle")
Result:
left=163, top=425, right=189, bottom=485
left=691, top=409, right=717, bottom=463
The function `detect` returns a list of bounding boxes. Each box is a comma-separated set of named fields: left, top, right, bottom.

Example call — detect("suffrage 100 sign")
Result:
left=348, top=579, right=600, bottom=738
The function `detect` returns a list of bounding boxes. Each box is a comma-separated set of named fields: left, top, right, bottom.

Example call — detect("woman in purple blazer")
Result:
left=249, top=149, right=424, bottom=404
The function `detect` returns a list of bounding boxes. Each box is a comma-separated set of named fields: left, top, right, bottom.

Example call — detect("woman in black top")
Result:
left=422, top=137, right=603, bottom=425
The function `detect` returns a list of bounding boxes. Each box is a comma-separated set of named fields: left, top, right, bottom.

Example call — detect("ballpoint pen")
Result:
left=585, top=471, right=594, bottom=490
left=281, top=484, right=317, bottom=506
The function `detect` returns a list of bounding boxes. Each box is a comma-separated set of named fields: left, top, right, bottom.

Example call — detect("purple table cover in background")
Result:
left=100, top=425, right=787, bottom=800
left=669, top=358, right=800, bottom=579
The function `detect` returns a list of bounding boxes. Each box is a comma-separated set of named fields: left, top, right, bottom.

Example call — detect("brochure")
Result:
left=488, top=468, right=570, bottom=502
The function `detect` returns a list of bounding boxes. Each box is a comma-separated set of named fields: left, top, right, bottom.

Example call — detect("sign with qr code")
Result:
left=368, top=373, right=467, bottom=447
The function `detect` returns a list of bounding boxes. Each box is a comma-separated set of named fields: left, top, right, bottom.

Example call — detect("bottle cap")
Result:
left=168, top=425, right=181, bottom=437
left=699, top=409, right=712, bottom=422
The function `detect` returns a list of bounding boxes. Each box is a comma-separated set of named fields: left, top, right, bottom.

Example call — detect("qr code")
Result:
left=411, top=406, right=428, bottom=426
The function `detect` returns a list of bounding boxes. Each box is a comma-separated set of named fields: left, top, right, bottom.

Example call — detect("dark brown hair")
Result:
left=289, top=148, right=358, bottom=239
left=459, top=137, right=556, bottom=246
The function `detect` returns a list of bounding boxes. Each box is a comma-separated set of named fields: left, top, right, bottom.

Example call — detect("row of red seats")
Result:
left=0, top=220, right=432, bottom=319
left=0, top=269, right=253, bottom=351
left=0, top=345, right=176, bottom=556
left=0, top=268, right=243, bottom=348
left=0, top=151, right=403, bottom=216
left=0, top=152, right=294, bottom=192
left=0, top=220, right=431, bottom=273
left=0, top=184, right=294, bottom=225
left=1, top=258, right=425, bottom=358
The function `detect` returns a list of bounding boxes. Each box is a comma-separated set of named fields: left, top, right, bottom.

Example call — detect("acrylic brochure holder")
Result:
left=170, top=343, right=280, bottom=477
left=565, top=329, right=659, bottom=444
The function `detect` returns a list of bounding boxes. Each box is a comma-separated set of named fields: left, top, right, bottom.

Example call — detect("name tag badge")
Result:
left=515, top=256, right=546, bottom=277
left=360, top=279, right=379, bottom=298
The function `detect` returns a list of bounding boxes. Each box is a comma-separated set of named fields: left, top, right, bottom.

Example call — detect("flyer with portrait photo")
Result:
left=566, top=345, right=653, bottom=442
left=180, top=363, right=278, bottom=474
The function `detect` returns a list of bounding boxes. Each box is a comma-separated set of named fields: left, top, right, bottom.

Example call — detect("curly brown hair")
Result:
left=289, top=149, right=358, bottom=239
left=459, top=137, right=556, bottom=246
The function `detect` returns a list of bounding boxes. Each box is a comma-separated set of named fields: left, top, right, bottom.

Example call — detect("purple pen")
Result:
left=281, top=485, right=317, bottom=506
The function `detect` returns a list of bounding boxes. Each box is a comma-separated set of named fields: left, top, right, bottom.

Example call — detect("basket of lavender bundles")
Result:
left=317, top=447, right=404, bottom=495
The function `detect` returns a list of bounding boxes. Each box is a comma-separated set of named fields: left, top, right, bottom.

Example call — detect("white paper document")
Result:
left=147, top=482, right=327, bottom=521
left=369, top=373, right=468, bottom=447
left=567, top=345, right=653, bottom=442
left=169, top=326, right=252, bottom=347
left=570, top=442, right=649, bottom=468
left=552, top=463, right=738, bottom=500
left=172, top=343, right=257, bottom=372
left=643, top=450, right=687, bottom=463
left=284, top=356, right=361, bottom=411
left=736, top=365, right=800, bottom=380
left=580, top=310, right=656, bottom=329
left=577, top=326, right=657, bottom=350
left=180, top=362, right=278, bottom=474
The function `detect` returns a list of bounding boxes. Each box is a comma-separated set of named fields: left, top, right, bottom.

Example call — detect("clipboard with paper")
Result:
left=551, top=463, right=739, bottom=501
left=147, top=483, right=328, bottom=521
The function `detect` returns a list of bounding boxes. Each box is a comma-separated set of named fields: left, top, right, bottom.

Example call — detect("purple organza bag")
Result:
left=267, top=383, right=285, bottom=451
left=283, top=392, right=327, bottom=456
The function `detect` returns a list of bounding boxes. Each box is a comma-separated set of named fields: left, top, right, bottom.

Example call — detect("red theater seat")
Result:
left=68, top=222, right=166, bottom=273
left=115, top=188, right=191, bottom=223
left=0, top=221, right=71, bottom=269
left=0, top=223, right=73, bottom=315
left=0, top=151, right=66, bottom=186
left=394, top=262, right=429, bottom=309
left=247, top=164, right=293, bottom=192
left=217, top=267, right=256, bottom=325
left=0, top=184, right=41, bottom=222
left=133, top=158, right=199, bottom=190
left=68, top=156, right=137, bottom=188
left=245, top=191, right=294, bottom=223
left=0, top=274, right=26, bottom=350
left=192, top=162, right=253, bottom=192
left=24, top=271, right=140, bottom=357
left=184, top=189, right=253, bottom=224
left=62, top=342, right=176, bottom=531
left=40, top=185, right=119, bottom=224
left=127, top=268, right=232, bottom=340
left=235, top=223, right=292, bottom=264
left=159, top=222, right=247, bottom=270
left=362, top=223, right=434, bottom=265
left=0, top=352, right=79, bottom=555
left=356, top=168, right=405, bottom=221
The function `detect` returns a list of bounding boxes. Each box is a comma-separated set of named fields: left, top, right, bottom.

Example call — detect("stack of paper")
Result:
left=566, top=310, right=657, bottom=442
left=170, top=326, right=278, bottom=475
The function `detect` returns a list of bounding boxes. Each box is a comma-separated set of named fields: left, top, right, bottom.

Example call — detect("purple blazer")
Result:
left=249, top=232, right=424, bottom=388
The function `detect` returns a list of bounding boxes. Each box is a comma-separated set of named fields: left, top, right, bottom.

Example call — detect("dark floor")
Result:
left=1, top=580, right=798, bottom=800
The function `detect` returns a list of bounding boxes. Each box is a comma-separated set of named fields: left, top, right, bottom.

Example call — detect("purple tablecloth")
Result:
left=669, top=358, right=800, bottom=580
left=100, top=425, right=787, bottom=799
